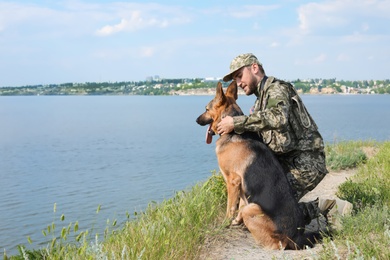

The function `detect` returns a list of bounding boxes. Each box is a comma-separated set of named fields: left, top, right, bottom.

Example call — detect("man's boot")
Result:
left=319, top=198, right=353, bottom=231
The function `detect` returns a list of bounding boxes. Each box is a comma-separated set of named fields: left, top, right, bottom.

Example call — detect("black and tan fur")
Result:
left=196, top=81, right=317, bottom=250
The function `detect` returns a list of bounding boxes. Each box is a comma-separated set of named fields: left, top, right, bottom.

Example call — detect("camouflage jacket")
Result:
left=233, top=76, right=325, bottom=154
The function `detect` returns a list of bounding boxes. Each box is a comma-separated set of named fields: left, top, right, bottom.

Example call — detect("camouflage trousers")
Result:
left=276, top=150, right=328, bottom=223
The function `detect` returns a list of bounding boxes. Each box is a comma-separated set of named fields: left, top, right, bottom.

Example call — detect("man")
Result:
left=217, top=53, right=348, bottom=225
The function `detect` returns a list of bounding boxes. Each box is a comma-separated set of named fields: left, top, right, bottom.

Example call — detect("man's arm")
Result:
left=233, top=83, right=291, bottom=134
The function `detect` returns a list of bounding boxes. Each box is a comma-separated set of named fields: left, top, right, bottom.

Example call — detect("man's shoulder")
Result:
left=265, top=76, right=292, bottom=93
left=270, top=76, right=292, bottom=86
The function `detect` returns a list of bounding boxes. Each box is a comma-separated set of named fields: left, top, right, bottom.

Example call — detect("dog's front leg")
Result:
left=226, top=173, right=241, bottom=221
left=232, top=189, right=248, bottom=225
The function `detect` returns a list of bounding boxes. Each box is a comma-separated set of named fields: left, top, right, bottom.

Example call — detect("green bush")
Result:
left=319, top=141, right=390, bottom=259
left=319, top=205, right=390, bottom=259
left=325, top=141, right=369, bottom=170
left=338, top=142, right=390, bottom=211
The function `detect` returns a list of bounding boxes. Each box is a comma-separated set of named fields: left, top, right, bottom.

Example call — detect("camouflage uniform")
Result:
left=232, top=76, right=328, bottom=222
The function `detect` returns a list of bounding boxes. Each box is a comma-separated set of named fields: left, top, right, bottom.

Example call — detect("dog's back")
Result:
left=239, top=137, right=309, bottom=249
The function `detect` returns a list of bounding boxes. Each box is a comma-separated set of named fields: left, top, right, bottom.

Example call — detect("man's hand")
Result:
left=217, top=116, right=234, bottom=135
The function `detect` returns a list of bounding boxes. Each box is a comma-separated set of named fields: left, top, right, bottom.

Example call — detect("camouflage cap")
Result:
left=223, top=53, right=262, bottom=82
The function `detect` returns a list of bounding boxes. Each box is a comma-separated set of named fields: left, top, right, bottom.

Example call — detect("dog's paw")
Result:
left=231, top=218, right=243, bottom=226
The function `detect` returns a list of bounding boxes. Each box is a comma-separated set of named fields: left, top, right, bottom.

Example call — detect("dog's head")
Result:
left=196, top=81, right=243, bottom=144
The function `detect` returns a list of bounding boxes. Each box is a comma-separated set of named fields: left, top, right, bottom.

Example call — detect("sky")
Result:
left=0, top=0, right=389, bottom=87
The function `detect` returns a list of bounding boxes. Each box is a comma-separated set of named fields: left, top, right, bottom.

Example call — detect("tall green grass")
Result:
left=5, top=141, right=389, bottom=259
left=325, top=140, right=374, bottom=170
left=100, top=172, right=227, bottom=260
left=318, top=142, right=390, bottom=259
left=337, top=141, right=389, bottom=209
left=5, top=172, right=227, bottom=260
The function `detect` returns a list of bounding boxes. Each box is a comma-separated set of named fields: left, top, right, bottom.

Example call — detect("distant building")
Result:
left=146, top=75, right=161, bottom=82
left=203, top=77, right=222, bottom=82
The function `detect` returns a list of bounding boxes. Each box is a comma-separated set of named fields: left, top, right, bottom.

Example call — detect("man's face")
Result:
left=233, top=65, right=257, bottom=95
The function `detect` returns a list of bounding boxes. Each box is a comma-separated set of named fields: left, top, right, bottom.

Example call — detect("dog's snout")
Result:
left=196, top=115, right=203, bottom=125
left=196, top=113, right=212, bottom=126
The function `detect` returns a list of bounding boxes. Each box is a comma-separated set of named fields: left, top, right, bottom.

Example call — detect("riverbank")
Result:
left=200, top=143, right=389, bottom=260
left=2, top=78, right=389, bottom=96
left=170, top=88, right=387, bottom=96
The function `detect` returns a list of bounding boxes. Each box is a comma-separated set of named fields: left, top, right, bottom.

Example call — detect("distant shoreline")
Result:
left=170, top=88, right=386, bottom=96
left=0, top=87, right=388, bottom=96
left=1, top=78, right=389, bottom=95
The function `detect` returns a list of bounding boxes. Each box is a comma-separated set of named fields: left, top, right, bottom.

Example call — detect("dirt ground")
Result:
left=199, top=168, right=357, bottom=260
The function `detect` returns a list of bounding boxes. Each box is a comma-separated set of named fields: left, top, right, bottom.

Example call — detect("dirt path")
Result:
left=199, top=169, right=357, bottom=260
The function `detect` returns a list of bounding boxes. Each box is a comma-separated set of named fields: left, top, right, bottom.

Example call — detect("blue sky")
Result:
left=1, top=0, right=389, bottom=86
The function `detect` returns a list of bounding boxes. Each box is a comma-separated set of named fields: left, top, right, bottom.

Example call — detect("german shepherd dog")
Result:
left=196, top=81, right=317, bottom=250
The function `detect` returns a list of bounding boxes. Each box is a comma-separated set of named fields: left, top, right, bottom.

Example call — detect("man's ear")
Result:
left=251, top=63, right=259, bottom=74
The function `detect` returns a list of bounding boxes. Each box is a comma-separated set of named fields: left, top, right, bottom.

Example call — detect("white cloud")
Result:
left=337, top=53, right=350, bottom=61
left=252, top=22, right=260, bottom=30
left=97, top=12, right=142, bottom=36
left=141, top=47, right=154, bottom=57
left=0, top=2, right=190, bottom=38
left=96, top=11, right=175, bottom=36
left=293, top=53, right=327, bottom=65
left=1, top=0, right=389, bottom=85
left=361, top=22, right=370, bottom=32
left=228, top=5, right=279, bottom=19
left=95, top=4, right=190, bottom=36
left=314, top=53, right=327, bottom=63
left=340, top=32, right=382, bottom=43
left=297, top=0, right=390, bottom=35
left=297, top=1, right=348, bottom=34
left=0, top=2, right=103, bottom=38
left=97, top=18, right=127, bottom=36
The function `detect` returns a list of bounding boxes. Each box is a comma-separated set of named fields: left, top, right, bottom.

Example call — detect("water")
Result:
left=0, top=94, right=389, bottom=255
left=300, top=94, right=390, bottom=143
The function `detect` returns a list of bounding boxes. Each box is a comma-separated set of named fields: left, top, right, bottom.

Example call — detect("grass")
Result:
left=336, top=141, right=389, bottom=210
left=324, top=140, right=374, bottom=170
left=318, top=141, right=390, bottom=259
left=4, top=141, right=389, bottom=259
left=100, top=172, right=227, bottom=260
left=4, top=171, right=228, bottom=260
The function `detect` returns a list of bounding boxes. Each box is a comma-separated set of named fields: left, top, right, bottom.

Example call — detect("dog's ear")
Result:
left=226, top=81, right=238, bottom=100
left=216, top=82, right=226, bottom=104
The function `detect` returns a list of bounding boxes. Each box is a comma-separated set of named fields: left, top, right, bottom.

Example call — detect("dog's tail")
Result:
left=286, top=231, right=322, bottom=250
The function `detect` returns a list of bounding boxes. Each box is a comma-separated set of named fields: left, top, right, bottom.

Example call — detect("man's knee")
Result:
left=291, top=151, right=327, bottom=192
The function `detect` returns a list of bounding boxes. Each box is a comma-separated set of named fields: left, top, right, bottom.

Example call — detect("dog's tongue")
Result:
left=206, top=124, right=213, bottom=144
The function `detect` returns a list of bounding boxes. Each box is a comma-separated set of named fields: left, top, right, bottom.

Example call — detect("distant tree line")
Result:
left=0, top=78, right=389, bottom=96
